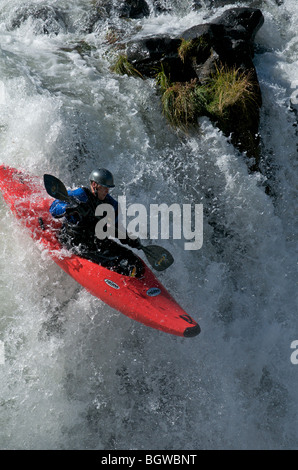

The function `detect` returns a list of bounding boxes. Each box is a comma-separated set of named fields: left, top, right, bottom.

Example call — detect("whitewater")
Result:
left=0, top=0, right=297, bottom=450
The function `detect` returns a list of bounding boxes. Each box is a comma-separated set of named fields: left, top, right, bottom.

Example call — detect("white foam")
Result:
left=0, top=0, right=297, bottom=450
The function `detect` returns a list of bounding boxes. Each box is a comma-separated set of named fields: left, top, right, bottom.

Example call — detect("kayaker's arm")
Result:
left=49, top=199, right=68, bottom=218
left=50, top=193, right=141, bottom=248
left=49, top=188, right=90, bottom=220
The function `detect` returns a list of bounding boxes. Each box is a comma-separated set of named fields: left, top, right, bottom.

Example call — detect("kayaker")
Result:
left=49, top=168, right=143, bottom=277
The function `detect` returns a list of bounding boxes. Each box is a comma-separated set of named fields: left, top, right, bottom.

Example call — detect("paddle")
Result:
left=43, top=174, right=174, bottom=272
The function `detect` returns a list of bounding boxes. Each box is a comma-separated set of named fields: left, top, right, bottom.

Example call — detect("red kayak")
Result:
left=0, top=165, right=200, bottom=337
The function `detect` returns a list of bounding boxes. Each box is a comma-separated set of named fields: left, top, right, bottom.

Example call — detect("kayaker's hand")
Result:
left=65, top=201, right=90, bottom=218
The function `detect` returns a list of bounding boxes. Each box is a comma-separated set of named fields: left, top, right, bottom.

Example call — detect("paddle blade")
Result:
left=44, top=174, right=70, bottom=201
left=142, top=245, right=174, bottom=271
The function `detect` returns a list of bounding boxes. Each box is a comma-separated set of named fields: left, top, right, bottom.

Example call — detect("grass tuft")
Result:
left=178, top=37, right=210, bottom=63
left=111, top=55, right=143, bottom=78
left=205, top=65, right=258, bottom=118
left=157, top=62, right=259, bottom=130
left=155, top=63, right=171, bottom=94
left=161, top=79, right=208, bottom=129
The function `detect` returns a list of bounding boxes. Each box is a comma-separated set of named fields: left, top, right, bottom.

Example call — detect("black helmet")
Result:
left=89, top=168, right=115, bottom=188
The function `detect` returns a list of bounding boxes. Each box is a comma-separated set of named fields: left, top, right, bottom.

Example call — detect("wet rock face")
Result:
left=126, top=8, right=264, bottom=79
left=179, top=8, right=264, bottom=96
left=125, top=7, right=264, bottom=169
left=211, top=7, right=264, bottom=42
left=126, top=36, right=183, bottom=80
left=117, top=0, right=150, bottom=18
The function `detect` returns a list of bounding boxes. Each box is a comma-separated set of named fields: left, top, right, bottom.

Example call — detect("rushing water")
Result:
left=0, top=0, right=297, bottom=450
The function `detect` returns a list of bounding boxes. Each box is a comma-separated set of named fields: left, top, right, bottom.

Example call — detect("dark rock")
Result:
left=180, top=8, right=264, bottom=167
left=127, top=8, right=264, bottom=80
left=193, top=49, right=220, bottom=83
left=118, top=0, right=150, bottom=18
left=211, top=7, right=264, bottom=42
left=152, top=1, right=172, bottom=14
left=125, top=7, right=265, bottom=169
left=126, top=35, right=183, bottom=80
left=182, top=8, right=264, bottom=71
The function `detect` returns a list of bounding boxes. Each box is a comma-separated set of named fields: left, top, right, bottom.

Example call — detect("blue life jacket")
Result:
left=49, top=187, right=119, bottom=246
left=50, top=187, right=118, bottom=219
